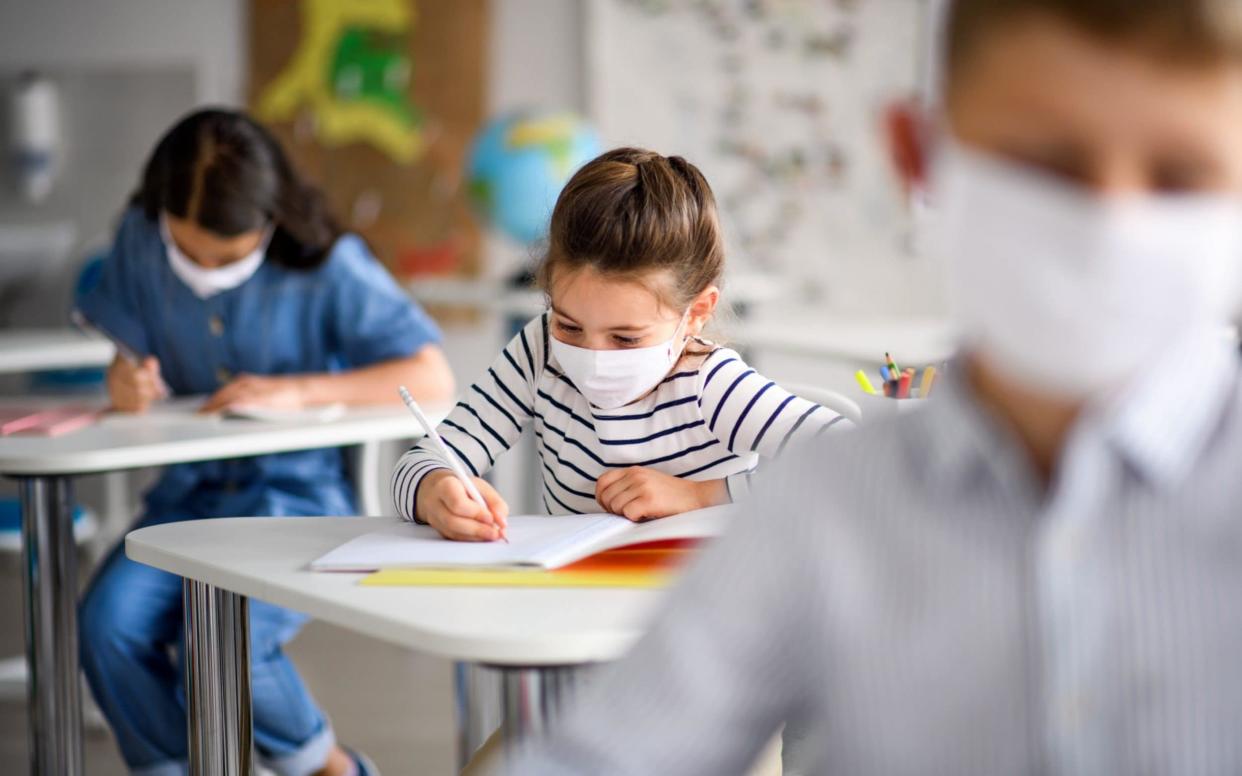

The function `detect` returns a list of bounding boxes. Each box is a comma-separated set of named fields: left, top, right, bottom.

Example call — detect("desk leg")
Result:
left=20, top=475, right=83, bottom=776
left=498, top=665, right=586, bottom=756
left=183, top=580, right=252, bottom=776
left=454, top=662, right=502, bottom=770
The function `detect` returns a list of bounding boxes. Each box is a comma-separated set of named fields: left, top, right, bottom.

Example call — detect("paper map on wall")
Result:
left=587, top=0, right=940, bottom=312
left=256, top=0, right=423, bottom=163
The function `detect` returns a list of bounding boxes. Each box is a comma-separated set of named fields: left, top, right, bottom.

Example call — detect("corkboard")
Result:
left=247, top=0, right=489, bottom=280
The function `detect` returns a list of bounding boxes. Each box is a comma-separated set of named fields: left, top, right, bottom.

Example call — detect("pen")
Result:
left=71, top=308, right=170, bottom=398
left=919, top=366, right=937, bottom=398
left=398, top=386, right=508, bottom=543
left=71, top=309, right=140, bottom=363
left=855, top=370, right=878, bottom=396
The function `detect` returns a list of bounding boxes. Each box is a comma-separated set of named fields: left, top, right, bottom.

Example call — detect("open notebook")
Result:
left=310, top=505, right=734, bottom=572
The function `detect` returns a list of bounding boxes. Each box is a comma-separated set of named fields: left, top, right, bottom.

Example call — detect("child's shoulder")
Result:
left=315, top=234, right=407, bottom=295
left=114, top=206, right=161, bottom=250
left=684, top=339, right=745, bottom=376
left=504, top=313, right=552, bottom=382
left=318, top=233, right=375, bottom=275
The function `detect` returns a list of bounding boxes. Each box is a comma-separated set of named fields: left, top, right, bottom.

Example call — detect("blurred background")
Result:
left=0, top=0, right=943, bottom=771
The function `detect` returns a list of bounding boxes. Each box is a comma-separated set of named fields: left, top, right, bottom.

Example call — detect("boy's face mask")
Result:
left=931, top=139, right=1242, bottom=400
left=550, top=311, right=690, bottom=410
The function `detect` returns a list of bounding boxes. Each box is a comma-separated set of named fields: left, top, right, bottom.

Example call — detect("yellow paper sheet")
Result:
left=361, top=567, right=674, bottom=589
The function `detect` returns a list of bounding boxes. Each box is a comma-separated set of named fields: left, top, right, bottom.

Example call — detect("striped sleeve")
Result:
left=390, top=315, right=544, bottom=521
left=696, top=348, right=852, bottom=500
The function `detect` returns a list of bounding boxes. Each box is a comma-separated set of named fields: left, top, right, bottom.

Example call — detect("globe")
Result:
left=466, top=110, right=603, bottom=245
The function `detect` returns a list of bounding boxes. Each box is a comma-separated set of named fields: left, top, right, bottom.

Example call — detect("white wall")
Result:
left=0, top=0, right=245, bottom=103
left=0, top=0, right=247, bottom=326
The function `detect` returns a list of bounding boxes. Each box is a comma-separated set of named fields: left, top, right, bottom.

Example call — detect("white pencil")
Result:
left=398, top=386, right=507, bottom=542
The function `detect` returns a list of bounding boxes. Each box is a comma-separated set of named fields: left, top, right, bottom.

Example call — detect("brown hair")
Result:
left=946, top=0, right=1242, bottom=79
left=537, top=147, right=725, bottom=313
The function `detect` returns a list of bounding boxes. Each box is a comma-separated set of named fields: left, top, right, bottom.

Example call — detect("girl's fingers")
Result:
left=202, top=381, right=256, bottom=411
left=475, top=478, right=510, bottom=527
left=597, top=473, right=639, bottom=512
left=440, top=515, right=500, bottom=542
left=595, top=467, right=627, bottom=493
left=610, top=486, right=649, bottom=520
left=439, top=478, right=493, bottom=525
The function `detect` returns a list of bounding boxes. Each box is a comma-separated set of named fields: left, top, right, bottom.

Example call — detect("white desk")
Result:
left=0, top=402, right=446, bottom=775
left=733, top=311, right=958, bottom=366
left=0, top=329, right=114, bottom=375
left=127, top=516, right=665, bottom=773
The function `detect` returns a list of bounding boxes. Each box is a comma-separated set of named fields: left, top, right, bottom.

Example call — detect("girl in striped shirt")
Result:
left=392, top=147, right=850, bottom=539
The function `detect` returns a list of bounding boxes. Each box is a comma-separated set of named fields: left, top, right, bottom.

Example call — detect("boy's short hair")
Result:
left=946, top=0, right=1242, bottom=78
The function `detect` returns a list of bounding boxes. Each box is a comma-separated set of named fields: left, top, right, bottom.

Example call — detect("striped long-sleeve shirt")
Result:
left=392, top=313, right=848, bottom=520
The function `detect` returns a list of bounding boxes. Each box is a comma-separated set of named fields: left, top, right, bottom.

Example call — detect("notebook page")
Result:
left=309, top=514, right=624, bottom=571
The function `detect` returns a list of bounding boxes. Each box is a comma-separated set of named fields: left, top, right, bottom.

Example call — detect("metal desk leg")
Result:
left=356, top=440, right=383, bottom=517
left=20, top=475, right=83, bottom=776
left=498, top=665, right=586, bottom=757
left=183, top=580, right=252, bottom=776
left=454, top=662, right=503, bottom=771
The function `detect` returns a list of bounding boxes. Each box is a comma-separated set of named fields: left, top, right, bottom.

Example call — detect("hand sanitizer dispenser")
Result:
left=8, top=72, right=61, bottom=203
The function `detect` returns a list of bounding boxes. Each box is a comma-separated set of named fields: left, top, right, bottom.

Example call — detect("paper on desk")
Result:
left=223, top=403, right=346, bottom=423
left=361, top=544, right=695, bottom=588
left=97, top=398, right=346, bottom=425
left=310, top=506, right=732, bottom=572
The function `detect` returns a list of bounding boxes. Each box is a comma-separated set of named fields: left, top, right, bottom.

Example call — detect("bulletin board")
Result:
left=247, top=0, right=489, bottom=280
left=586, top=0, right=941, bottom=313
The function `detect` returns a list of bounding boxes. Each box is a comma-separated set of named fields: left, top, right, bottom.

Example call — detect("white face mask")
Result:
left=549, top=312, right=690, bottom=410
left=931, top=140, right=1242, bottom=399
left=161, top=213, right=270, bottom=299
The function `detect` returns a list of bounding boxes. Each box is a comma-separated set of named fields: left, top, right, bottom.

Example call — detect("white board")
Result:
left=585, top=0, right=943, bottom=313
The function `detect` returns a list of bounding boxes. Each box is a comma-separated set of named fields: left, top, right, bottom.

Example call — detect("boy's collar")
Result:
left=926, top=328, right=1239, bottom=495
left=1097, top=327, right=1239, bottom=490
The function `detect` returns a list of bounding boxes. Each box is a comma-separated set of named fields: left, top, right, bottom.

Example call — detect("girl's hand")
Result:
left=200, top=374, right=306, bottom=414
left=106, top=355, right=167, bottom=413
left=416, top=469, right=510, bottom=542
left=595, top=467, right=728, bottom=522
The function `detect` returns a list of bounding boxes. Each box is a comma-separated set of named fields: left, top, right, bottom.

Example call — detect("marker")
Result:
left=880, top=365, right=891, bottom=383
left=855, top=370, right=878, bottom=396
left=919, top=366, right=937, bottom=398
left=398, top=386, right=507, bottom=543
left=897, top=369, right=914, bottom=399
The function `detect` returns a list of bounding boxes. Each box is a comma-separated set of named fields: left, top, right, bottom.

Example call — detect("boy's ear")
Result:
left=884, top=99, right=931, bottom=195
left=687, top=285, right=719, bottom=335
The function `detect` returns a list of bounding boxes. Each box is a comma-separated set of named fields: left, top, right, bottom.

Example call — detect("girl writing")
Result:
left=392, top=147, right=849, bottom=538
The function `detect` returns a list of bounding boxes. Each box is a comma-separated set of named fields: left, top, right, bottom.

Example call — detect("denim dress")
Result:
left=76, top=208, right=441, bottom=776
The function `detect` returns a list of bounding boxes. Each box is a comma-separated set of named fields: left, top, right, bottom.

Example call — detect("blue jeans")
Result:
left=80, top=515, right=334, bottom=776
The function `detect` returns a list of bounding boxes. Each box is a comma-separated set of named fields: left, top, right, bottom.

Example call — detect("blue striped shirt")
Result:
left=392, top=314, right=847, bottom=520
left=506, top=329, right=1242, bottom=775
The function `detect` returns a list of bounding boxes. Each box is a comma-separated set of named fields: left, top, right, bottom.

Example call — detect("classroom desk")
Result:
left=0, top=329, right=114, bottom=374
left=732, top=311, right=958, bottom=367
left=126, top=516, right=662, bottom=774
left=0, top=401, right=446, bottom=776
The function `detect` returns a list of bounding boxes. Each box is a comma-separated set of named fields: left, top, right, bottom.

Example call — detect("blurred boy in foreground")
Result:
left=504, top=0, right=1242, bottom=773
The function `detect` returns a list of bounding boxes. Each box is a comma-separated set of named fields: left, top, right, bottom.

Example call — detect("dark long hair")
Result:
left=132, top=108, right=341, bottom=269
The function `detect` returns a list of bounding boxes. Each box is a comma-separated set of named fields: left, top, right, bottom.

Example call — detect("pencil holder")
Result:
left=856, top=392, right=926, bottom=424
